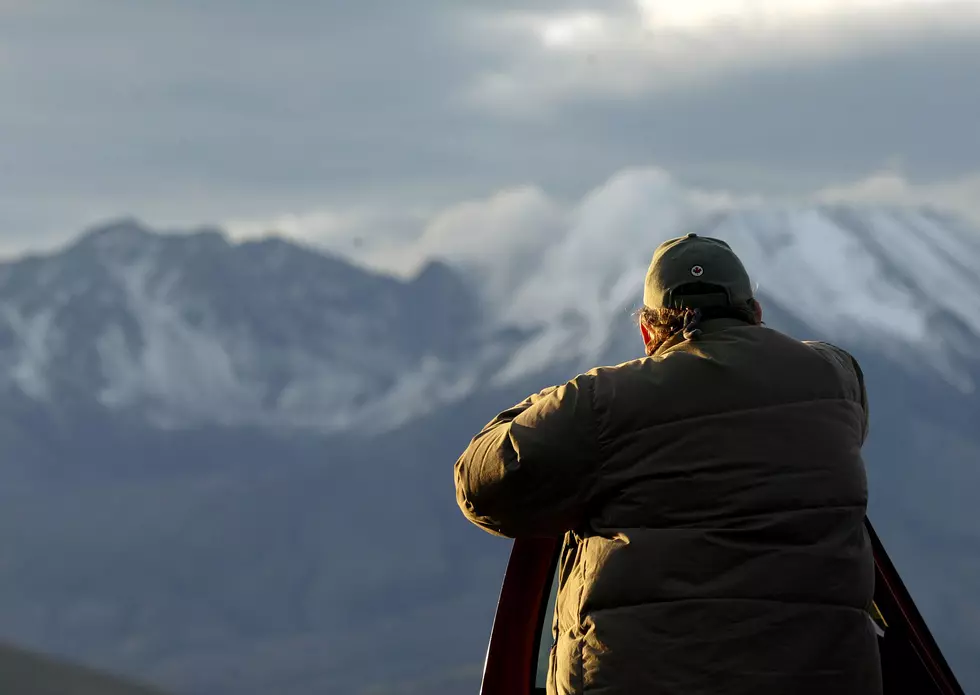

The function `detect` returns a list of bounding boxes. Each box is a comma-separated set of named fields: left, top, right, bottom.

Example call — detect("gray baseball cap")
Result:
left=643, top=233, right=754, bottom=309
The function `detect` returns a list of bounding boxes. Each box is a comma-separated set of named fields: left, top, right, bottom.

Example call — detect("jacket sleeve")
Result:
left=453, top=373, right=601, bottom=539
left=804, top=341, right=870, bottom=443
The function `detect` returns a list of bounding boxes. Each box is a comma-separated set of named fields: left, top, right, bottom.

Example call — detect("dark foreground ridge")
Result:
left=0, top=641, right=172, bottom=695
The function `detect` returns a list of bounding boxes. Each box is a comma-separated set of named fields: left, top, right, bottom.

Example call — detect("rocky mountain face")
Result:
left=0, top=219, right=481, bottom=435
left=0, top=214, right=976, bottom=694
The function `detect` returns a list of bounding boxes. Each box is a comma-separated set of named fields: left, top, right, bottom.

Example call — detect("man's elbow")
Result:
left=455, top=480, right=516, bottom=538
left=464, top=514, right=518, bottom=539
left=457, top=485, right=573, bottom=539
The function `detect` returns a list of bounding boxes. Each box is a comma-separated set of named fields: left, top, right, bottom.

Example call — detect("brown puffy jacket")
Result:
left=455, top=318, right=882, bottom=695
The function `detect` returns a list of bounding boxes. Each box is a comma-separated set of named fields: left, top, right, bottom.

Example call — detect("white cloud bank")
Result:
left=815, top=170, right=980, bottom=224
left=225, top=165, right=980, bottom=282
left=224, top=164, right=980, bottom=386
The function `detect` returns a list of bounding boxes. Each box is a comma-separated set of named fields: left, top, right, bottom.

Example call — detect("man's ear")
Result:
left=752, top=299, right=764, bottom=325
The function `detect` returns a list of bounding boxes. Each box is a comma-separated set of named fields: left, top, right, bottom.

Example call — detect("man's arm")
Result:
left=453, top=373, right=601, bottom=539
left=804, top=341, right=870, bottom=442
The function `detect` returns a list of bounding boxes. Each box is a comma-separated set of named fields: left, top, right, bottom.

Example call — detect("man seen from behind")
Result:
left=454, top=233, right=881, bottom=695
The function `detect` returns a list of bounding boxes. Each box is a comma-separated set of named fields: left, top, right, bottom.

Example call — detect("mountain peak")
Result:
left=70, top=219, right=236, bottom=260
left=0, top=220, right=482, bottom=435
left=73, top=217, right=153, bottom=249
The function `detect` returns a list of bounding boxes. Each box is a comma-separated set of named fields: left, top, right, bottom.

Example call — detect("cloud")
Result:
left=486, top=169, right=741, bottom=377
left=461, top=1, right=980, bottom=117
left=225, top=187, right=568, bottom=304
left=406, top=186, right=567, bottom=301
left=223, top=166, right=757, bottom=300
left=814, top=170, right=980, bottom=226
left=635, top=0, right=969, bottom=30
left=223, top=164, right=980, bottom=299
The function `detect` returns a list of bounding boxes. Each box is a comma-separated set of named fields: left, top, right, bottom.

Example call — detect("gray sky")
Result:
left=2, top=0, right=980, bottom=256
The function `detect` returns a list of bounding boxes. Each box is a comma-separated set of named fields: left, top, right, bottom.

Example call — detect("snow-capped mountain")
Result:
left=488, top=200, right=980, bottom=389
left=0, top=219, right=482, bottom=433
left=2, top=206, right=979, bottom=438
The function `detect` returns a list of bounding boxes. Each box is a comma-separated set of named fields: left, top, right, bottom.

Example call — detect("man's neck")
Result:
left=652, top=317, right=757, bottom=357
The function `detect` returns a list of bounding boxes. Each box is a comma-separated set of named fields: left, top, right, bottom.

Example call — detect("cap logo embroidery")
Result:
left=691, top=265, right=704, bottom=277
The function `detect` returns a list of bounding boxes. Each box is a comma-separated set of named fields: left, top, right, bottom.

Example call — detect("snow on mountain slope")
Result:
left=0, top=220, right=481, bottom=434
left=476, top=170, right=980, bottom=389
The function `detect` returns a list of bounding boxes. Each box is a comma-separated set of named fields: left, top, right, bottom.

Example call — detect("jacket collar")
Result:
left=652, top=317, right=755, bottom=358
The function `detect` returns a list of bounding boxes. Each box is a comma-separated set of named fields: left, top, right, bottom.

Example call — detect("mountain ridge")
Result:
left=0, top=640, right=172, bottom=695
left=0, top=219, right=481, bottom=433
left=3, top=208, right=979, bottom=437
